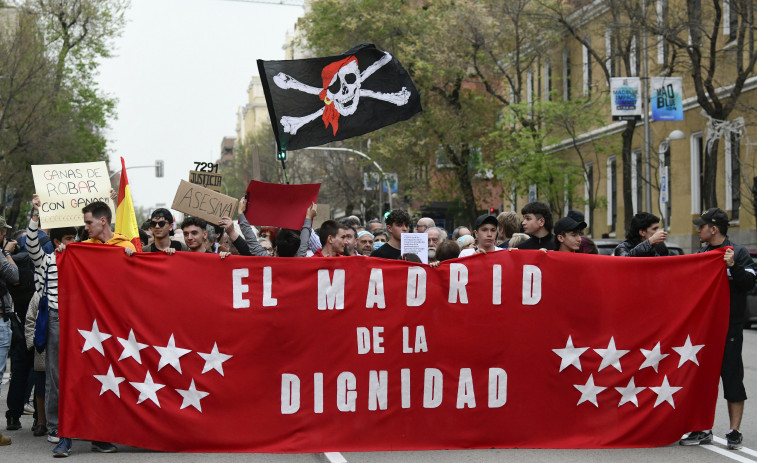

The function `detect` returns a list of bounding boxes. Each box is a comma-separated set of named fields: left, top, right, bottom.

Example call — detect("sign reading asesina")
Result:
left=31, top=162, right=115, bottom=229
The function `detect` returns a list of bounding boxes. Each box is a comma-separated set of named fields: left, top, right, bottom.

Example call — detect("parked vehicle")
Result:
left=593, top=238, right=685, bottom=256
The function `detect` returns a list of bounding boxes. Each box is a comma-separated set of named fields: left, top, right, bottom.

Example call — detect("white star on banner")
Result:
left=78, top=319, right=111, bottom=356
left=154, top=334, right=192, bottom=374
left=594, top=336, right=630, bottom=372
left=574, top=374, right=606, bottom=407
left=117, top=329, right=149, bottom=364
left=639, top=342, right=669, bottom=373
left=176, top=379, right=210, bottom=412
left=650, top=375, right=682, bottom=408
left=197, top=343, right=233, bottom=376
left=672, top=335, right=705, bottom=367
left=93, top=365, right=125, bottom=398
left=615, top=377, right=646, bottom=407
left=129, top=371, right=165, bottom=407
left=552, top=336, right=589, bottom=372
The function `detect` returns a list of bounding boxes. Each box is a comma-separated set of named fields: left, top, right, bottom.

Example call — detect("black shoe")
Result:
left=726, top=430, right=743, bottom=450
left=679, top=430, right=713, bottom=445
left=5, top=416, right=21, bottom=431
left=33, top=425, right=48, bottom=437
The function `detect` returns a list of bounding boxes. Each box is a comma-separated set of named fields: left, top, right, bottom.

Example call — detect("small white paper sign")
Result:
left=401, top=233, right=428, bottom=264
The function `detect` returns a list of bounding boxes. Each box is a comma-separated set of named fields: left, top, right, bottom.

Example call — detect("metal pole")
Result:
left=301, top=146, right=392, bottom=211
left=641, top=0, right=652, bottom=212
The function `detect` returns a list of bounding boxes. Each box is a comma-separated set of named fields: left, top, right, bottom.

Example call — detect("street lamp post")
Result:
left=301, top=146, right=393, bottom=217
left=109, top=160, right=165, bottom=179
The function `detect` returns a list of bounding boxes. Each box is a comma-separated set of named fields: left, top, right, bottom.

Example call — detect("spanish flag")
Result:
left=115, top=157, right=142, bottom=252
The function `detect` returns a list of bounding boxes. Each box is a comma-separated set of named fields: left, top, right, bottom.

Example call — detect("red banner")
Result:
left=57, top=246, right=730, bottom=452
left=244, top=180, right=320, bottom=229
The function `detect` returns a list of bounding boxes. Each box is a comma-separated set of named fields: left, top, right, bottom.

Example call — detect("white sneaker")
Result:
left=48, top=432, right=60, bottom=443
left=23, top=403, right=34, bottom=415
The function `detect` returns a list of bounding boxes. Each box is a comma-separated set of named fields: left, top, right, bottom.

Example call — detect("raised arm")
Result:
left=296, top=203, right=317, bottom=257
left=233, top=198, right=269, bottom=257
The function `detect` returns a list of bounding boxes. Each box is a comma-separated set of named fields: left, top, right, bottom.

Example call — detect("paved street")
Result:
left=3, top=330, right=757, bottom=462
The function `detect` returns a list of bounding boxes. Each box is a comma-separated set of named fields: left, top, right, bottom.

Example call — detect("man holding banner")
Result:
left=680, top=208, right=756, bottom=450
left=28, top=196, right=130, bottom=457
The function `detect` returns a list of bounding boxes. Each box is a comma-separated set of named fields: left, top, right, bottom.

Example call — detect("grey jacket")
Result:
left=0, top=251, right=19, bottom=315
left=237, top=214, right=312, bottom=257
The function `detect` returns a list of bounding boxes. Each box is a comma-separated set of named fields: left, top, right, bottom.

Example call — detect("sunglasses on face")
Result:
left=150, top=220, right=169, bottom=228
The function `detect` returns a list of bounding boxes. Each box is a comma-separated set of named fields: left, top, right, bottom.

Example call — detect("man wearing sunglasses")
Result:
left=143, top=208, right=187, bottom=253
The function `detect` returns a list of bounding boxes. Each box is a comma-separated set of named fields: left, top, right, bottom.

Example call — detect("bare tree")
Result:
left=653, top=0, right=757, bottom=209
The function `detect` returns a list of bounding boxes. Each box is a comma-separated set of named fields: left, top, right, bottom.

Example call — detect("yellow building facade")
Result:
left=509, top=0, right=757, bottom=253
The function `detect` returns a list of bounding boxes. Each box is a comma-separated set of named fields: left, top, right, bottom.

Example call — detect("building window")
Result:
left=563, top=49, right=571, bottom=101
left=724, top=0, right=738, bottom=43
left=543, top=60, right=552, bottom=101
left=584, top=162, right=593, bottom=229
left=527, top=69, right=534, bottom=117
left=630, top=36, right=638, bottom=77
left=631, top=149, right=642, bottom=214
left=690, top=132, right=703, bottom=214
left=656, top=0, right=668, bottom=65
left=606, top=156, right=617, bottom=235
left=605, top=27, right=614, bottom=77
left=659, top=143, right=672, bottom=230
left=582, top=38, right=591, bottom=96
left=725, top=132, right=741, bottom=220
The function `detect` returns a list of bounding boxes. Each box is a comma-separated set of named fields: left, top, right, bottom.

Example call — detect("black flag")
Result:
left=257, top=43, right=422, bottom=152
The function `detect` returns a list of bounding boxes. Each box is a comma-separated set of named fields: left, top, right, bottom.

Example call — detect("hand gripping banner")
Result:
left=57, top=246, right=729, bottom=452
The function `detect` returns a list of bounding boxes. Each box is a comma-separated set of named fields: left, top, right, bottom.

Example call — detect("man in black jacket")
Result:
left=613, top=212, right=668, bottom=257
left=516, top=202, right=556, bottom=251
left=680, top=208, right=756, bottom=450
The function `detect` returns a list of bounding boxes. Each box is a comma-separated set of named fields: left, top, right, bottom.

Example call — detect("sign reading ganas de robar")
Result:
left=31, top=162, right=115, bottom=228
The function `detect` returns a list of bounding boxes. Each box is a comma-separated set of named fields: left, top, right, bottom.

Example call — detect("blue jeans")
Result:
left=46, top=312, right=59, bottom=435
left=0, top=318, right=10, bottom=398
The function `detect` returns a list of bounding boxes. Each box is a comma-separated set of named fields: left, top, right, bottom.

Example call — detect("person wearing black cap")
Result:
left=566, top=210, right=598, bottom=254
left=144, top=208, right=188, bottom=253
left=553, top=217, right=586, bottom=252
left=516, top=201, right=556, bottom=251
left=459, top=214, right=504, bottom=257
left=680, top=208, right=756, bottom=450
left=613, top=212, right=668, bottom=257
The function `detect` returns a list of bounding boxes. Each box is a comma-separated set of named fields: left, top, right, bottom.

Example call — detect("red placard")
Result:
left=58, top=247, right=729, bottom=452
left=244, top=180, right=320, bottom=229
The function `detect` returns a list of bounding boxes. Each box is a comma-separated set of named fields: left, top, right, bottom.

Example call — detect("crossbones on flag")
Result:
left=257, top=43, right=422, bottom=152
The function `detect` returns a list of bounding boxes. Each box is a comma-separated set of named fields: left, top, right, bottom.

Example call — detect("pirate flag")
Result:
left=257, top=43, right=422, bottom=152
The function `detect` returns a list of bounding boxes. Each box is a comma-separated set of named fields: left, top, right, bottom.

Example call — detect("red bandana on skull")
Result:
left=319, top=56, right=358, bottom=135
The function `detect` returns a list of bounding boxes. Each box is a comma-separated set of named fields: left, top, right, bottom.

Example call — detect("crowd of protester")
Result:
left=0, top=196, right=753, bottom=454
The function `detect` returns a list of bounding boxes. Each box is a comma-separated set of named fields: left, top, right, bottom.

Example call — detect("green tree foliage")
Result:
left=300, top=0, right=504, bottom=227
left=0, top=0, right=126, bottom=226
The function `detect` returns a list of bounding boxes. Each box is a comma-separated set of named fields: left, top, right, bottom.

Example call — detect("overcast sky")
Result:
left=97, top=0, right=303, bottom=210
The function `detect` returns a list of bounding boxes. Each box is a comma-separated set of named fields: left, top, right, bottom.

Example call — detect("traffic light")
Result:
left=155, top=160, right=164, bottom=178
left=489, top=207, right=496, bottom=214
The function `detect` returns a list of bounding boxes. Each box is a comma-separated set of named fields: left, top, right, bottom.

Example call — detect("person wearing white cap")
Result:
left=356, top=231, right=374, bottom=256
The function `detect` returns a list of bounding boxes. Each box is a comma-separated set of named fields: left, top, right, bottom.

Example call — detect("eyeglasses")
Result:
left=150, top=220, right=169, bottom=228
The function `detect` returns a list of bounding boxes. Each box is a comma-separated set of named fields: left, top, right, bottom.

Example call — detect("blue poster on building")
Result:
left=651, top=77, right=683, bottom=121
